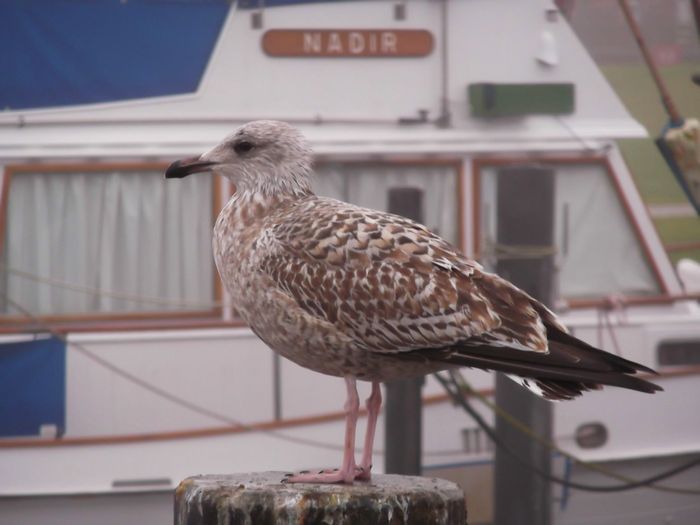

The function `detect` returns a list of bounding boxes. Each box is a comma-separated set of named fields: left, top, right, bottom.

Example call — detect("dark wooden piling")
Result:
left=175, top=472, right=466, bottom=525
left=494, top=166, right=554, bottom=525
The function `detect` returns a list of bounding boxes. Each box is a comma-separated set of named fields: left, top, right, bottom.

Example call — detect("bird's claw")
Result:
left=282, top=466, right=366, bottom=484
left=355, top=464, right=372, bottom=481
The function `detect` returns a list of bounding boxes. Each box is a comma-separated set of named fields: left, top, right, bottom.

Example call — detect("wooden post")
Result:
left=618, top=0, right=683, bottom=125
left=493, top=166, right=555, bottom=525
left=174, top=472, right=467, bottom=525
left=385, top=187, right=425, bottom=476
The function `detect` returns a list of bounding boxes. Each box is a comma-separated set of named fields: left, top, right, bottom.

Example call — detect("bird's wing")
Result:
left=259, top=197, right=556, bottom=354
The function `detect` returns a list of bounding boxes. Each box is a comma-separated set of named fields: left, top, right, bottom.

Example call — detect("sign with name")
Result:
left=262, top=30, right=433, bottom=58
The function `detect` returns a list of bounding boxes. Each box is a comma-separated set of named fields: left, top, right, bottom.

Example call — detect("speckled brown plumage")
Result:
left=167, top=120, right=661, bottom=483
left=213, top=187, right=658, bottom=394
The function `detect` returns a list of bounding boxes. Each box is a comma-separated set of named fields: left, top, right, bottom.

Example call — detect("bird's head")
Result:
left=165, top=120, right=313, bottom=197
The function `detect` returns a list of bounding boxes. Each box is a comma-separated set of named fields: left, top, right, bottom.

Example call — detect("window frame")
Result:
left=0, top=162, right=225, bottom=327
left=471, top=155, right=669, bottom=306
left=657, top=339, right=700, bottom=368
left=0, top=158, right=465, bottom=332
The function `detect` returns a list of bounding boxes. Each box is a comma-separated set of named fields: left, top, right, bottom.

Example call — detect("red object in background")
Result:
left=555, top=0, right=576, bottom=18
left=651, top=44, right=683, bottom=66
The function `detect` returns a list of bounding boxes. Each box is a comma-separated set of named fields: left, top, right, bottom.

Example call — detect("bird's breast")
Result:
left=212, top=194, right=292, bottom=316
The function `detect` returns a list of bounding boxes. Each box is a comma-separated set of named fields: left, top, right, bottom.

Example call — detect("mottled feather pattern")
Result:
left=266, top=196, right=556, bottom=354
left=204, top=120, right=660, bottom=397
left=214, top=189, right=549, bottom=374
left=167, top=120, right=661, bottom=486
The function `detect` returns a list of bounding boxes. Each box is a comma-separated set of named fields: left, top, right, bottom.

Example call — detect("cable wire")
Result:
left=4, top=292, right=700, bottom=488
left=1, top=292, right=461, bottom=458
left=453, top=372, right=700, bottom=495
left=2, top=294, right=357, bottom=452
left=435, top=371, right=700, bottom=495
left=0, top=262, right=223, bottom=310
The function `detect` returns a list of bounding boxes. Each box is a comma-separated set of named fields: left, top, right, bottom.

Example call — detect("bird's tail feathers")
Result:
left=443, top=349, right=660, bottom=400
left=434, top=324, right=663, bottom=401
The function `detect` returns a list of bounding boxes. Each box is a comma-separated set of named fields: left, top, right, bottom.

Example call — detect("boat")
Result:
left=1, top=1, right=699, bottom=524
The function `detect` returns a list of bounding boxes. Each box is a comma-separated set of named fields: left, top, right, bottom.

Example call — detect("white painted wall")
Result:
left=65, top=329, right=276, bottom=435
left=0, top=0, right=645, bottom=160
left=2, top=0, right=636, bottom=125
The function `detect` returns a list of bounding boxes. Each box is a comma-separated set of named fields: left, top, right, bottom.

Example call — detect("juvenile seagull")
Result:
left=166, top=120, right=661, bottom=484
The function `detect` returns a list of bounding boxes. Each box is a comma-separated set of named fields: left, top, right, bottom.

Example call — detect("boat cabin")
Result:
left=1, top=1, right=699, bottom=523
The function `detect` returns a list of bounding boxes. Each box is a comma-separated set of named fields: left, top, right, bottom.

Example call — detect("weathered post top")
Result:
left=175, top=472, right=467, bottom=525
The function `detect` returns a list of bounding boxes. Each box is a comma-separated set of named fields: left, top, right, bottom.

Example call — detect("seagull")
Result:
left=166, top=120, right=661, bottom=484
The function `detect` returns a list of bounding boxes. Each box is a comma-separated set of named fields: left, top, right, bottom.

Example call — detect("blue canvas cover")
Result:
left=0, top=0, right=230, bottom=110
left=238, top=0, right=352, bottom=7
left=0, top=336, right=66, bottom=437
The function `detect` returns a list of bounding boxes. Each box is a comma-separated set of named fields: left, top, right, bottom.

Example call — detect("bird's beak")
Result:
left=165, top=157, right=218, bottom=179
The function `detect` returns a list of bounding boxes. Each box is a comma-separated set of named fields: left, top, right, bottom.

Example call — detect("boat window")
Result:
left=478, top=161, right=659, bottom=299
left=657, top=340, right=700, bottom=367
left=574, top=422, right=608, bottom=449
left=314, top=163, right=460, bottom=246
left=461, top=426, right=494, bottom=455
left=1, top=167, right=216, bottom=318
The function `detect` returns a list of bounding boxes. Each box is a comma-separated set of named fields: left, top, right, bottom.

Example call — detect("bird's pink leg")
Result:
left=356, top=381, right=382, bottom=481
left=284, top=376, right=360, bottom=484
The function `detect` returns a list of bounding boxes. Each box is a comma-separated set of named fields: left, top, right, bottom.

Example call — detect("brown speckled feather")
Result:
left=260, top=195, right=553, bottom=355
left=168, top=120, right=660, bottom=486
left=198, top=120, right=660, bottom=399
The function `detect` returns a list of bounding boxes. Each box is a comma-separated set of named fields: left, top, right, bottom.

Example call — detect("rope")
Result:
left=436, top=370, right=700, bottom=495
left=480, top=240, right=558, bottom=261
left=0, top=262, right=223, bottom=309
left=4, top=292, right=700, bottom=488
left=0, top=292, right=462, bottom=458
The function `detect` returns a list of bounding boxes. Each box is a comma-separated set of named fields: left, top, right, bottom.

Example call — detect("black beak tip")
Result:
left=165, top=160, right=187, bottom=179
left=165, top=158, right=216, bottom=179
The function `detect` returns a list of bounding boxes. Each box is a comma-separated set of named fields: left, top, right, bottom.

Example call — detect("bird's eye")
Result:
left=233, top=140, right=254, bottom=154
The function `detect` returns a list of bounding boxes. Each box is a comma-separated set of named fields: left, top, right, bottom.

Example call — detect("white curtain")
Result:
left=479, top=163, right=659, bottom=299
left=313, top=163, right=459, bottom=245
left=3, top=170, right=214, bottom=315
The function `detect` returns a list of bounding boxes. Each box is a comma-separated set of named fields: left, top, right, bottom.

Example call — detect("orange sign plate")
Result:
left=262, top=29, right=433, bottom=58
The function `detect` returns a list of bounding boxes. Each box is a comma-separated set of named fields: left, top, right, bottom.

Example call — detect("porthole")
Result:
left=575, top=422, right=608, bottom=449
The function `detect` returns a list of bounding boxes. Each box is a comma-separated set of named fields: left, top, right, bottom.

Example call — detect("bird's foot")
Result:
left=355, top=464, right=372, bottom=481
left=282, top=466, right=369, bottom=484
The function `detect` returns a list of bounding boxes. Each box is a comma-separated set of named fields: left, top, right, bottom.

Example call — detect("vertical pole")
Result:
left=493, top=167, right=555, bottom=525
left=437, top=0, right=451, bottom=128
left=618, top=0, right=682, bottom=124
left=384, top=376, right=423, bottom=475
left=272, top=353, right=282, bottom=420
left=692, top=0, right=700, bottom=41
left=384, top=187, right=424, bottom=475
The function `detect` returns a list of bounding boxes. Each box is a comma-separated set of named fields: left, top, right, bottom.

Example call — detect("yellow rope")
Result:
left=1, top=262, right=222, bottom=309
left=451, top=371, right=700, bottom=495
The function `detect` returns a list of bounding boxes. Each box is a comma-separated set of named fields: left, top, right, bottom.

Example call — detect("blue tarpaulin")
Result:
left=238, top=0, right=353, bottom=8
left=0, top=336, right=66, bottom=437
left=0, top=0, right=230, bottom=110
